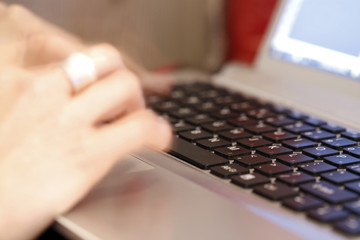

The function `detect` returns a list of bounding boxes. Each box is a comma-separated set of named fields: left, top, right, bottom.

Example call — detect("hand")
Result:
left=0, top=3, right=83, bottom=67
left=0, top=3, right=174, bottom=94
left=0, top=44, right=172, bottom=240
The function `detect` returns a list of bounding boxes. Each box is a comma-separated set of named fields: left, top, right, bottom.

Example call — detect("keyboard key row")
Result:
left=152, top=82, right=360, bottom=237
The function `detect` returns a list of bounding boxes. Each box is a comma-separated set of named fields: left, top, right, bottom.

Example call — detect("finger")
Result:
left=121, top=53, right=174, bottom=95
left=36, top=43, right=126, bottom=97
left=0, top=2, right=6, bottom=14
left=86, top=110, right=172, bottom=164
left=65, top=70, right=145, bottom=125
left=5, top=4, right=82, bottom=46
left=24, top=33, right=83, bottom=66
left=140, top=72, right=175, bottom=95
left=0, top=66, right=35, bottom=120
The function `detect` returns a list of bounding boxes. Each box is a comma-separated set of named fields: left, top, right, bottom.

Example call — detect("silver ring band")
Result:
left=63, top=53, right=97, bottom=94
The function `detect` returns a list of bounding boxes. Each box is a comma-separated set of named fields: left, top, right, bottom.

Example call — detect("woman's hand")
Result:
left=0, top=3, right=174, bottom=94
left=0, top=6, right=174, bottom=239
left=0, top=44, right=172, bottom=240
left=0, top=3, right=83, bottom=67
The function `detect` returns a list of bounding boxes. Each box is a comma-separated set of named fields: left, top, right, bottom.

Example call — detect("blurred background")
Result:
left=3, top=0, right=277, bottom=70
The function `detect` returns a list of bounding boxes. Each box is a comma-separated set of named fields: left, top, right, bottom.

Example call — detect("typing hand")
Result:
left=0, top=3, right=174, bottom=95
left=0, top=43, right=172, bottom=240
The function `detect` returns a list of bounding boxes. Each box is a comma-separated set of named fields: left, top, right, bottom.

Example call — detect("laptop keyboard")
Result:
left=147, top=82, right=360, bottom=236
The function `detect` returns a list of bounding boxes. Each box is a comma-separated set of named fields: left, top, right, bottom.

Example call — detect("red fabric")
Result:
left=226, top=0, right=279, bottom=64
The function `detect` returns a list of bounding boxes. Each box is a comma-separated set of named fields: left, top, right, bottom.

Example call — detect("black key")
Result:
left=347, top=164, right=360, bottom=175
left=153, top=100, right=180, bottom=112
left=231, top=172, right=270, bottom=188
left=321, top=124, right=346, bottom=133
left=201, top=121, right=233, bottom=133
left=253, top=182, right=298, bottom=201
left=247, top=108, right=277, bottom=120
left=300, top=181, right=358, bottom=204
left=324, top=154, right=360, bottom=167
left=230, top=102, right=258, bottom=113
left=265, top=116, right=295, bottom=127
left=218, top=128, right=252, bottom=141
left=237, top=137, right=272, bottom=149
left=146, top=95, right=164, bottom=105
left=299, top=162, right=337, bottom=175
left=183, top=82, right=212, bottom=90
left=196, top=137, right=231, bottom=150
left=282, top=195, right=324, bottom=211
left=255, top=162, right=293, bottom=177
left=169, top=88, right=186, bottom=100
left=262, top=130, right=297, bottom=143
left=277, top=153, right=314, bottom=166
left=214, top=145, right=251, bottom=159
left=255, top=145, right=293, bottom=158
left=304, top=118, right=327, bottom=127
left=215, top=95, right=241, bottom=106
left=234, top=154, right=272, bottom=167
left=178, top=96, right=202, bottom=106
left=277, top=171, right=315, bottom=186
left=307, top=206, right=349, bottom=222
left=210, top=163, right=249, bottom=178
left=287, top=111, right=309, bottom=120
left=185, top=114, right=215, bottom=125
left=210, top=108, right=238, bottom=119
left=344, top=146, right=360, bottom=158
left=228, top=115, right=258, bottom=127
left=194, top=101, right=219, bottom=113
left=344, top=200, right=360, bottom=215
left=199, top=88, right=226, bottom=99
left=342, top=131, right=360, bottom=141
left=173, top=121, right=195, bottom=133
left=282, top=138, right=318, bottom=151
left=162, top=114, right=178, bottom=124
left=302, top=146, right=339, bottom=159
left=271, top=105, right=291, bottom=114
left=284, top=123, right=315, bottom=134
left=179, top=129, right=213, bottom=142
left=321, top=170, right=360, bottom=185
left=345, top=180, right=360, bottom=194
left=170, top=137, right=228, bottom=169
left=334, top=217, right=360, bottom=235
left=322, top=137, right=357, bottom=150
left=169, top=107, right=198, bottom=118
left=244, top=123, right=277, bottom=135
left=302, top=130, right=336, bottom=142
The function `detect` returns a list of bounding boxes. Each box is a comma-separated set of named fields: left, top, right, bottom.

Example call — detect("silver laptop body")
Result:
left=56, top=0, right=360, bottom=239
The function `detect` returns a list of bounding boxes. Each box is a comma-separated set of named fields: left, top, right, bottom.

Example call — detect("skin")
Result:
left=0, top=3, right=173, bottom=240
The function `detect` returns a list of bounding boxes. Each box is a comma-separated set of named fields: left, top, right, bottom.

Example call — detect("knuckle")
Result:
left=134, top=110, right=157, bottom=133
left=0, top=67, right=27, bottom=81
left=0, top=2, right=7, bottom=10
left=28, top=32, right=52, bottom=42
left=0, top=67, right=33, bottom=94
left=93, top=43, right=121, bottom=60
left=7, top=4, right=30, bottom=18
left=27, top=33, right=48, bottom=47
left=124, top=72, right=141, bottom=91
left=95, top=43, right=118, bottom=54
left=112, top=70, right=142, bottom=94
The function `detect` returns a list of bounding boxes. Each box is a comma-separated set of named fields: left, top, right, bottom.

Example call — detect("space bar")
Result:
left=169, top=137, right=228, bottom=169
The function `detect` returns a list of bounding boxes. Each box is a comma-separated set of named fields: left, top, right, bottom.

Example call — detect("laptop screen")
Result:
left=271, top=0, right=360, bottom=81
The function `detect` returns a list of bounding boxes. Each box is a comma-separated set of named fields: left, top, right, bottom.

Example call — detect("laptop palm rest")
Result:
left=57, top=150, right=341, bottom=240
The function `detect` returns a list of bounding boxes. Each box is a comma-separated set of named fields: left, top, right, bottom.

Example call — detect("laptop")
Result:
left=55, top=0, right=360, bottom=239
